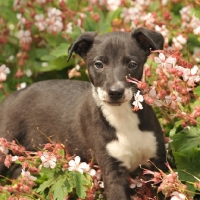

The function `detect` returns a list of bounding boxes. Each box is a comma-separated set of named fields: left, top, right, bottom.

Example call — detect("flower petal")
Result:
left=74, top=156, right=81, bottom=165
left=68, top=160, right=75, bottom=167
left=79, top=162, right=87, bottom=170
left=159, top=53, right=165, bottom=61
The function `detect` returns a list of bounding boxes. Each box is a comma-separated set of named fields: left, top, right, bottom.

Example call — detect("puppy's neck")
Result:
left=92, top=86, right=136, bottom=126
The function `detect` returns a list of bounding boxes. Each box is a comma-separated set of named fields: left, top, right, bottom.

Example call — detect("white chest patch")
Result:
left=101, top=102, right=157, bottom=171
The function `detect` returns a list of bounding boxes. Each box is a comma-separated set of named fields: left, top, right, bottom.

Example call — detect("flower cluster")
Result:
left=142, top=163, right=193, bottom=200
left=127, top=49, right=200, bottom=127
left=0, top=137, right=106, bottom=199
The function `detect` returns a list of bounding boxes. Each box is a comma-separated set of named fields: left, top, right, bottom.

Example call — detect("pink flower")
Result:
left=40, top=152, right=57, bottom=169
left=4, top=155, right=12, bottom=168
left=0, top=64, right=10, bottom=82
left=171, top=191, right=186, bottom=200
left=132, top=91, right=144, bottom=110
left=68, top=156, right=87, bottom=174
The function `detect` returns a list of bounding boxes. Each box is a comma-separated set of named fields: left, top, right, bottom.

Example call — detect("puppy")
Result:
left=0, top=27, right=166, bottom=200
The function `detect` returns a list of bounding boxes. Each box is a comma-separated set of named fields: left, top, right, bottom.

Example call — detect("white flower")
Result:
left=98, top=181, right=104, bottom=188
left=34, top=14, right=47, bottom=31
left=0, top=64, right=10, bottom=82
left=13, top=0, right=24, bottom=10
left=155, top=53, right=176, bottom=69
left=0, top=141, right=9, bottom=154
left=165, top=91, right=182, bottom=109
left=41, top=152, right=57, bottom=169
left=155, top=25, right=169, bottom=44
left=65, top=22, right=73, bottom=34
left=171, top=191, right=186, bottom=200
left=132, top=91, right=144, bottom=110
left=16, top=13, right=26, bottom=26
left=190, top=16, right=200, bottom=35
left=193, top=47, right=200, bottom=62
left=85, top=164, right=96, bottom=176
left=179, top=6, right=191, bottom=22
left=21, top=168, right=37, bottom=181
left=161, top=0, right=168, bottom=6
left=106, top=0, right=122, bottom=11
left=7, top=55, right=14, bottom=62
left=121, top=7, right=141, bottom=23
left=12, top=156, right=19, bottom=161
left=149, top=88, right=162, bottom=107
left=45, top=7, right=63, bottom=34
left=68, top=156, right=87, bottom=174
left=181, top=65, right=200, bottom=86
left=41, top=62, right=48, bottom=67
left=172, top=35, right=187, bottom=50
left=25, top=69, right=32, bottom=77
left=17, top=30, right=32, bottom=44
left=36, top=0, right=47, bottom=3
left=17, top=82, right=27, bottom=90
left=130, top=177, right=143, bottom=189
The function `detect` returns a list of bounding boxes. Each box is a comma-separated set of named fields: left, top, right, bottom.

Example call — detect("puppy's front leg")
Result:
left=97, top=154, right=131, bottom=200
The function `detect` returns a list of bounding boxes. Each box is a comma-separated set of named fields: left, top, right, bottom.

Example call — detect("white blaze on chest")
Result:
left=101, top=102, right=157, bottom=171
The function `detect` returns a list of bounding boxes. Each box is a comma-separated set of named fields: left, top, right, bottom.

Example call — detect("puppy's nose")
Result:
left=108, top=86, right=124, bottom=101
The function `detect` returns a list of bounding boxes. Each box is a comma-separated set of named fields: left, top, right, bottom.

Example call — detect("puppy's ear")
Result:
left=132, top=27, right=164, bottom=54
left=67, top=32, right=98, bottom=61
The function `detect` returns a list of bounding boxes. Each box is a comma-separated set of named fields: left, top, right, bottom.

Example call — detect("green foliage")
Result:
left=35, top=168, right=92, bottom=199
left=171, top=127, right=200, bottom=193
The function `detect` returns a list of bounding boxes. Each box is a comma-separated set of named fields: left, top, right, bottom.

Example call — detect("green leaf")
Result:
left=50, top=43, right=70, bottom=58
left=0, top=189, right=10, bottom=200
left=83, top=16, right=98, bottom=31
left=35, top=48, right=50, bottom=60
left=52, top=178, right=69, bottom=200
left=41, top=54, right=56, bottom=62
left=69, top=171, right=87, bottom=198
left=194, top=86, right=200, bottom=96
left=40, top=167, right=55, bottom=178
left=173, top=149, right=200, bottom=182
left=44, top=34, right=66, bottom=47
left=39, top=56, right=74, bottom=72
left=171, top=127, right=200, bottom=152
left=36, top=177, right=54, bottom=193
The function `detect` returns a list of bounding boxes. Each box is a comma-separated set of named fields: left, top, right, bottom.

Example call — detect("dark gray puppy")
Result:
left=0, top=27, right=167, bottom=200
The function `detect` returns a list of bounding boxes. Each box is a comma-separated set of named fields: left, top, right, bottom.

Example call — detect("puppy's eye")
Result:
left=128, top=61, right=137, bottom=70
left=94, top=61, right=104, bottom=69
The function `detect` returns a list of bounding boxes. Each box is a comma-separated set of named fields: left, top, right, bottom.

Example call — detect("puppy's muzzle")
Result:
left=108, top=86, right=125, bottom=101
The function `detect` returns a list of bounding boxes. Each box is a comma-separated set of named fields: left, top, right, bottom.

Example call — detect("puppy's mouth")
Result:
left=102, top=100, right=127, bottom=106
left=92, top=86, right=134, bottom=107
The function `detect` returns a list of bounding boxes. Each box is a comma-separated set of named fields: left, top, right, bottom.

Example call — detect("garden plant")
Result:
left=0, top=0, right=200, bottom=199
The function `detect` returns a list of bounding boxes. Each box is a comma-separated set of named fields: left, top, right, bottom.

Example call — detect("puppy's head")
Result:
left=68, top=27, right=164, bottom=106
